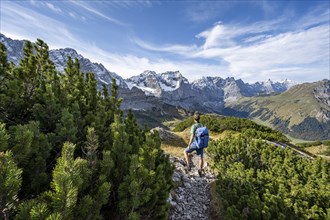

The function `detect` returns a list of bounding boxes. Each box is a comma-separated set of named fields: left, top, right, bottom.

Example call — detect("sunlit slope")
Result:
left=226, top=80, right=330, bottom=140
left=159, top=114, right=289, bottom=158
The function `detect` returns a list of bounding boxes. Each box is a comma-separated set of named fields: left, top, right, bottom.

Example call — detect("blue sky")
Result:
left=0, top=0, right=329, bottom=83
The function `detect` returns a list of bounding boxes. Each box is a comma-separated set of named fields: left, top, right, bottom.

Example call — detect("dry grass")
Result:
left=160, top=128, right=241, bottom=158
left=162, top=119, right=185, bottom=130
left=305, top=145, right=330, bottom=160
left=285, top=135, right=316, bottom=144
left=160, top=129, right=189, bottom=159
left=161, top=144, right=186, bottom=158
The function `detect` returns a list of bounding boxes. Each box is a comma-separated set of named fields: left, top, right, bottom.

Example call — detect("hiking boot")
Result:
left=198, top=169, right=203, bottom=177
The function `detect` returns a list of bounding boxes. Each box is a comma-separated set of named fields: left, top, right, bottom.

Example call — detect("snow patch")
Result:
left=98, top=77, right=110, bottom=85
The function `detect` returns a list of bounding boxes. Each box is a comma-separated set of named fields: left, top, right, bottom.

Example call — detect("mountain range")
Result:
left=1, top=33, right=329, bottom=140
left=0, top=34, right=295, bottom=112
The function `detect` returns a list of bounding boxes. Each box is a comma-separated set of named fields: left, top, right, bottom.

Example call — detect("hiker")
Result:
left=184, top=112, right=204, bottom=175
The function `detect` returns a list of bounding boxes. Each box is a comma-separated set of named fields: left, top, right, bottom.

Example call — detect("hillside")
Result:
left=159, top=115, right=330, bottom=219
left=225, top=80, right=330, bottom=140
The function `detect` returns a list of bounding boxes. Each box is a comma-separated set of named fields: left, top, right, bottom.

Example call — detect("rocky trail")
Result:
left=168, top=154, right=217, bottom=220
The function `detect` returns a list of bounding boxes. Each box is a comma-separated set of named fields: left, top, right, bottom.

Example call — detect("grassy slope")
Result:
left=160, top=114, right=285, bottom=158
left=305, top=145, right=330, bottom=160
left=233, top=82, right=327, bottom=127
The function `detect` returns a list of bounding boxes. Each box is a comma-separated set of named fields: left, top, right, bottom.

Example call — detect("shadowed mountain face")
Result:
left=3, top=33, right=328, bottom=140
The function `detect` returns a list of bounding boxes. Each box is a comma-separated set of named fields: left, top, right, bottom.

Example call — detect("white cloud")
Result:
left=77, top=43, right=228, bottom=81
left=244, top=34, right=272, bottom=43
left=136, top=11, right=330, bottom=83
left=108, top=0, right=156, bottom=9
left=184, top=2, right=235, bottom=23
left=196, top=25, right=329, bottom=82
left=69, top=12, right=76, bottom=19
left=45, top=2, right=62, bottom=13
left=196, top=23, right=236, bottom=49
left=1, top=2, right=84, bottom=50
left=133, top=38, right=198, bottom=57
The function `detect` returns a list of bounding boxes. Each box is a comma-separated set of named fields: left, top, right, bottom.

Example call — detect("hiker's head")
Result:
left=193, top=112, right=200, bottom=122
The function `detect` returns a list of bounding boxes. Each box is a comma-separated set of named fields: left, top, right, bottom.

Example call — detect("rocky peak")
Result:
left=159, top=71, right=189, bottom=91
left=127, top=71, right=190, bottom=97
left=192, top=77, right=224, bottom=90
left=51, top=48, right=82, bottom=60
left=161, top=71, right=189, bottom=84
left=141, top=70, right=157, bottom=77
left=0, top=33, right=299, bottom=114
left=126, top=71, right=162, bottom=96
left=314, top=79, right=330, bottom=117
left=0, top=33, right=25, bottom=65
left=49, top=48, right=126, bottom=88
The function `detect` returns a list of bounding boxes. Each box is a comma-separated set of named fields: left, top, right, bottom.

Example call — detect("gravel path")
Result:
left=168, top=155, right=216, bottom=220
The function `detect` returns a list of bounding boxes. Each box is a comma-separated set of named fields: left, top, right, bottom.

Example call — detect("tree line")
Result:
left=0, top=40, right=173, bottom=220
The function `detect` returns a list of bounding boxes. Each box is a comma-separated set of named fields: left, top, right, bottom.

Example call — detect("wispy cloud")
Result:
left=184, top=2, right=235, bottom=23
left=108, top=0, right=156, bottom=9
left=45, top=2, right=62, bottom=14
left=244, top=34, right=272, bottom=43
left=68, top=11, right=86, bottom=21
left=69, top=1, right=126, bottom=26
left=1, top=1, right=81, bottom=49
left=133, top=38, right=198, bottom=57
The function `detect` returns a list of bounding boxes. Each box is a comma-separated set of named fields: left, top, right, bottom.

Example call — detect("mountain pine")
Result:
left=0, top=151, right=22, bottom=220
left=0, top=39, right=173, bottom=220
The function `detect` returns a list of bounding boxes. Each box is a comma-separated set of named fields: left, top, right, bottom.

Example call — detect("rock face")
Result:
left=152, top=127, right=187, bottom=146
left=313, top=79, right=330, bottom=121
left=168, top=155, right=216, bottom=220
left=0, top=33, right=24, bottom=64
left=49, top=48, right=128, bottom=89
left=315, top=79, right=330, bottom=106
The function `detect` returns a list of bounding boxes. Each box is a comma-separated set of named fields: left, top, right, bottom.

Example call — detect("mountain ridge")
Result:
left=1, top=33, right=328, bottom=140
left=0, top=33, right=295, bottom=99
left=226, top=80, right=330, bottom=140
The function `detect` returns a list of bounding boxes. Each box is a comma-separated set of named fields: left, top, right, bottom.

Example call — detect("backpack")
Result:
left=194, top=124, right=209, bottom=149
